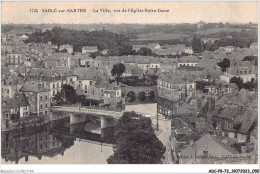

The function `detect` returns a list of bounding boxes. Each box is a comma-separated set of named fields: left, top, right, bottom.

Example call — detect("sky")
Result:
left=1, top=1, right=258, bottom=24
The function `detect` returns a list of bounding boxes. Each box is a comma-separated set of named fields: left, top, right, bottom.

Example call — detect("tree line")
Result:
left=25, top=27, right=133, bottom=56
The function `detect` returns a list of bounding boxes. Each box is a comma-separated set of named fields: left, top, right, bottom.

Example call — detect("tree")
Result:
left=138, top=91, right=146, bottom=101
left=230, top=76, right=243, bottom=91
left=60, top=49, right=68, bottom=53
left=53, top=91, right=63, bottom=105
left=243, top=56, right=257, bottom=66
left=243, top=78, right=256, bottom=91
left=90, top=52, right=97, bottom=59
left=111, top=63, right=126, bottom=84
left=217, top=58, right=230, bottom=72
left=126, top=91, right=136, bottom=102
left=59, top=84, right=78, bottom=104
left=192, top=34, right=203, bottom=53
left=148, top=91, right=156, bottom=102
left=137, top=47, right=152, bottom=56
left=107, top=112, right=165, bottom=164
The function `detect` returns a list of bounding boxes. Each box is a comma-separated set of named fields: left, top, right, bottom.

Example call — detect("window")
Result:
left=7, top=89, right=9, bottom=94
left=45, top=95, right=48, bottom=100
left=53, top=84, right=55, bottom=88
left=90, top=81, right=92, bottom=85
left=53, top=91, right=55, bottom=96
left=40, top=96, right=43, bottom=101
left=5, top=113, right=9, bottom=119
left=40, top=104, right=43, bottom=110
left=189, top=85, right=192, bottom=89
left=249, top=70, right=252, bottom=73
left=40, top=145, right=43, bottom=150
left=45, top=103, right=48, bottom=108
left=57, top=83, right=59, bottom=88
left=244, top=71, right=247, bottom=74
left=240, top=71, right=243, bottom=74
left=40, top=135, right=43, bottom=142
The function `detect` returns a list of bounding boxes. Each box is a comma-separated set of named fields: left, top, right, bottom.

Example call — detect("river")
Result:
left=2, top=103, right=171, bottom=164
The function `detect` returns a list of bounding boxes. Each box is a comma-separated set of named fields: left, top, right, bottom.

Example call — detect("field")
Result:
left=133, top=32, right=190, bottom=41
left=196, top=28, right=243, bottom=35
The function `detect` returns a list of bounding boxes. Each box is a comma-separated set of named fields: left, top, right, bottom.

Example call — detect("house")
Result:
left=19, top=34, right=29, bottom=40
left=177, top=56, right=199, bottom=67
left=26, top=68, right=64, bottom=100
left=59, top=44, right=73, bottom=54
left=219, top=46, right=234, bottom=53
left=133, top=45, right=147, bottom=51
left=122, top=64, right=143, bottom=77
left=204, top=80, right=238, bottom=96
left=147, top=43, right=161, bottom=50
left=96, top=82, right=124, bottom=106
left=149, top=58, right=160, bottom=69
left=93, top=56, right=121, bottom=69
left=20, top=82, right=51, bottom=116
left=1, top=43, right=13, bottom=53
left=157, top=72, right=196, bottom=117
left=136, top=58, right=151, bottom=72
left=1, top=93, right=30, bottom=129
left=220, top=61, right=256, bottom=83
left=82, top=46, right=98, bottom=54
left=178, top=134, right=239, bottom=164
left=1, top=75, right=25, bottom=99
left=6, top=50, right=24, bottom=65
left=45, top=53, right=71, bottom=68
left=184, top=47, right=193, bottom=54
left=207, top=90, right=257, bottom=149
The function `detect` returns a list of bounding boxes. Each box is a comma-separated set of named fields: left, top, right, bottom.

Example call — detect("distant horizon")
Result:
left=1, top=21, right=258, bottom=25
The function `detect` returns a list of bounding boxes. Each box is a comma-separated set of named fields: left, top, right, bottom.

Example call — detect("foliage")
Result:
left=138, top=92, right=146, bottom=101
left=192, top=34, right=203, bottom=53
left=111, top=63, right=126, bottom=84
left=195, top=80, right=210, bottom=92
left=53, top=84, right=78, bottom=105
left=230, top=77, right=243, bottom=91
left=137, top=47, right=152, bottom=56
left=243, top=56, right=258, bottom=66
left=121, top=75, right=158, bottom=87
left=126, top=91, right=136, bottom=102
left=148, top=91, right=156, bottom=102
left=217, top=58, right=230, bottom=72
left=26, top=27, right=133, bottom=56
left=107, top=112, right=165, bottom=164
left=243, top=78, right=257, bottom=91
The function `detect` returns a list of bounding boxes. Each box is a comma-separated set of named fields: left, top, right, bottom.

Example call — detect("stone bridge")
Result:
left=50, top=106, right=154, bottom=138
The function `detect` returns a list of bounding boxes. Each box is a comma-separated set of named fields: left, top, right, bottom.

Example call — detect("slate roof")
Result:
left=72, top=68, right=99, bottom=80
left=2, top=93, right=29, bottom=109
left=179, top=134, right=239, bottom=164
left=20, top=82, right=50, bottom=93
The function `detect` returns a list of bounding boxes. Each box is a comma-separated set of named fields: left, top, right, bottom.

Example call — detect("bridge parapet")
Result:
left=51, top=106, right=122, bottom=119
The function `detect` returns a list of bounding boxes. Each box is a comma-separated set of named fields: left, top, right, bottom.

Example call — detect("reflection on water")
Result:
left=1, top=118, right=114, bottom=164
